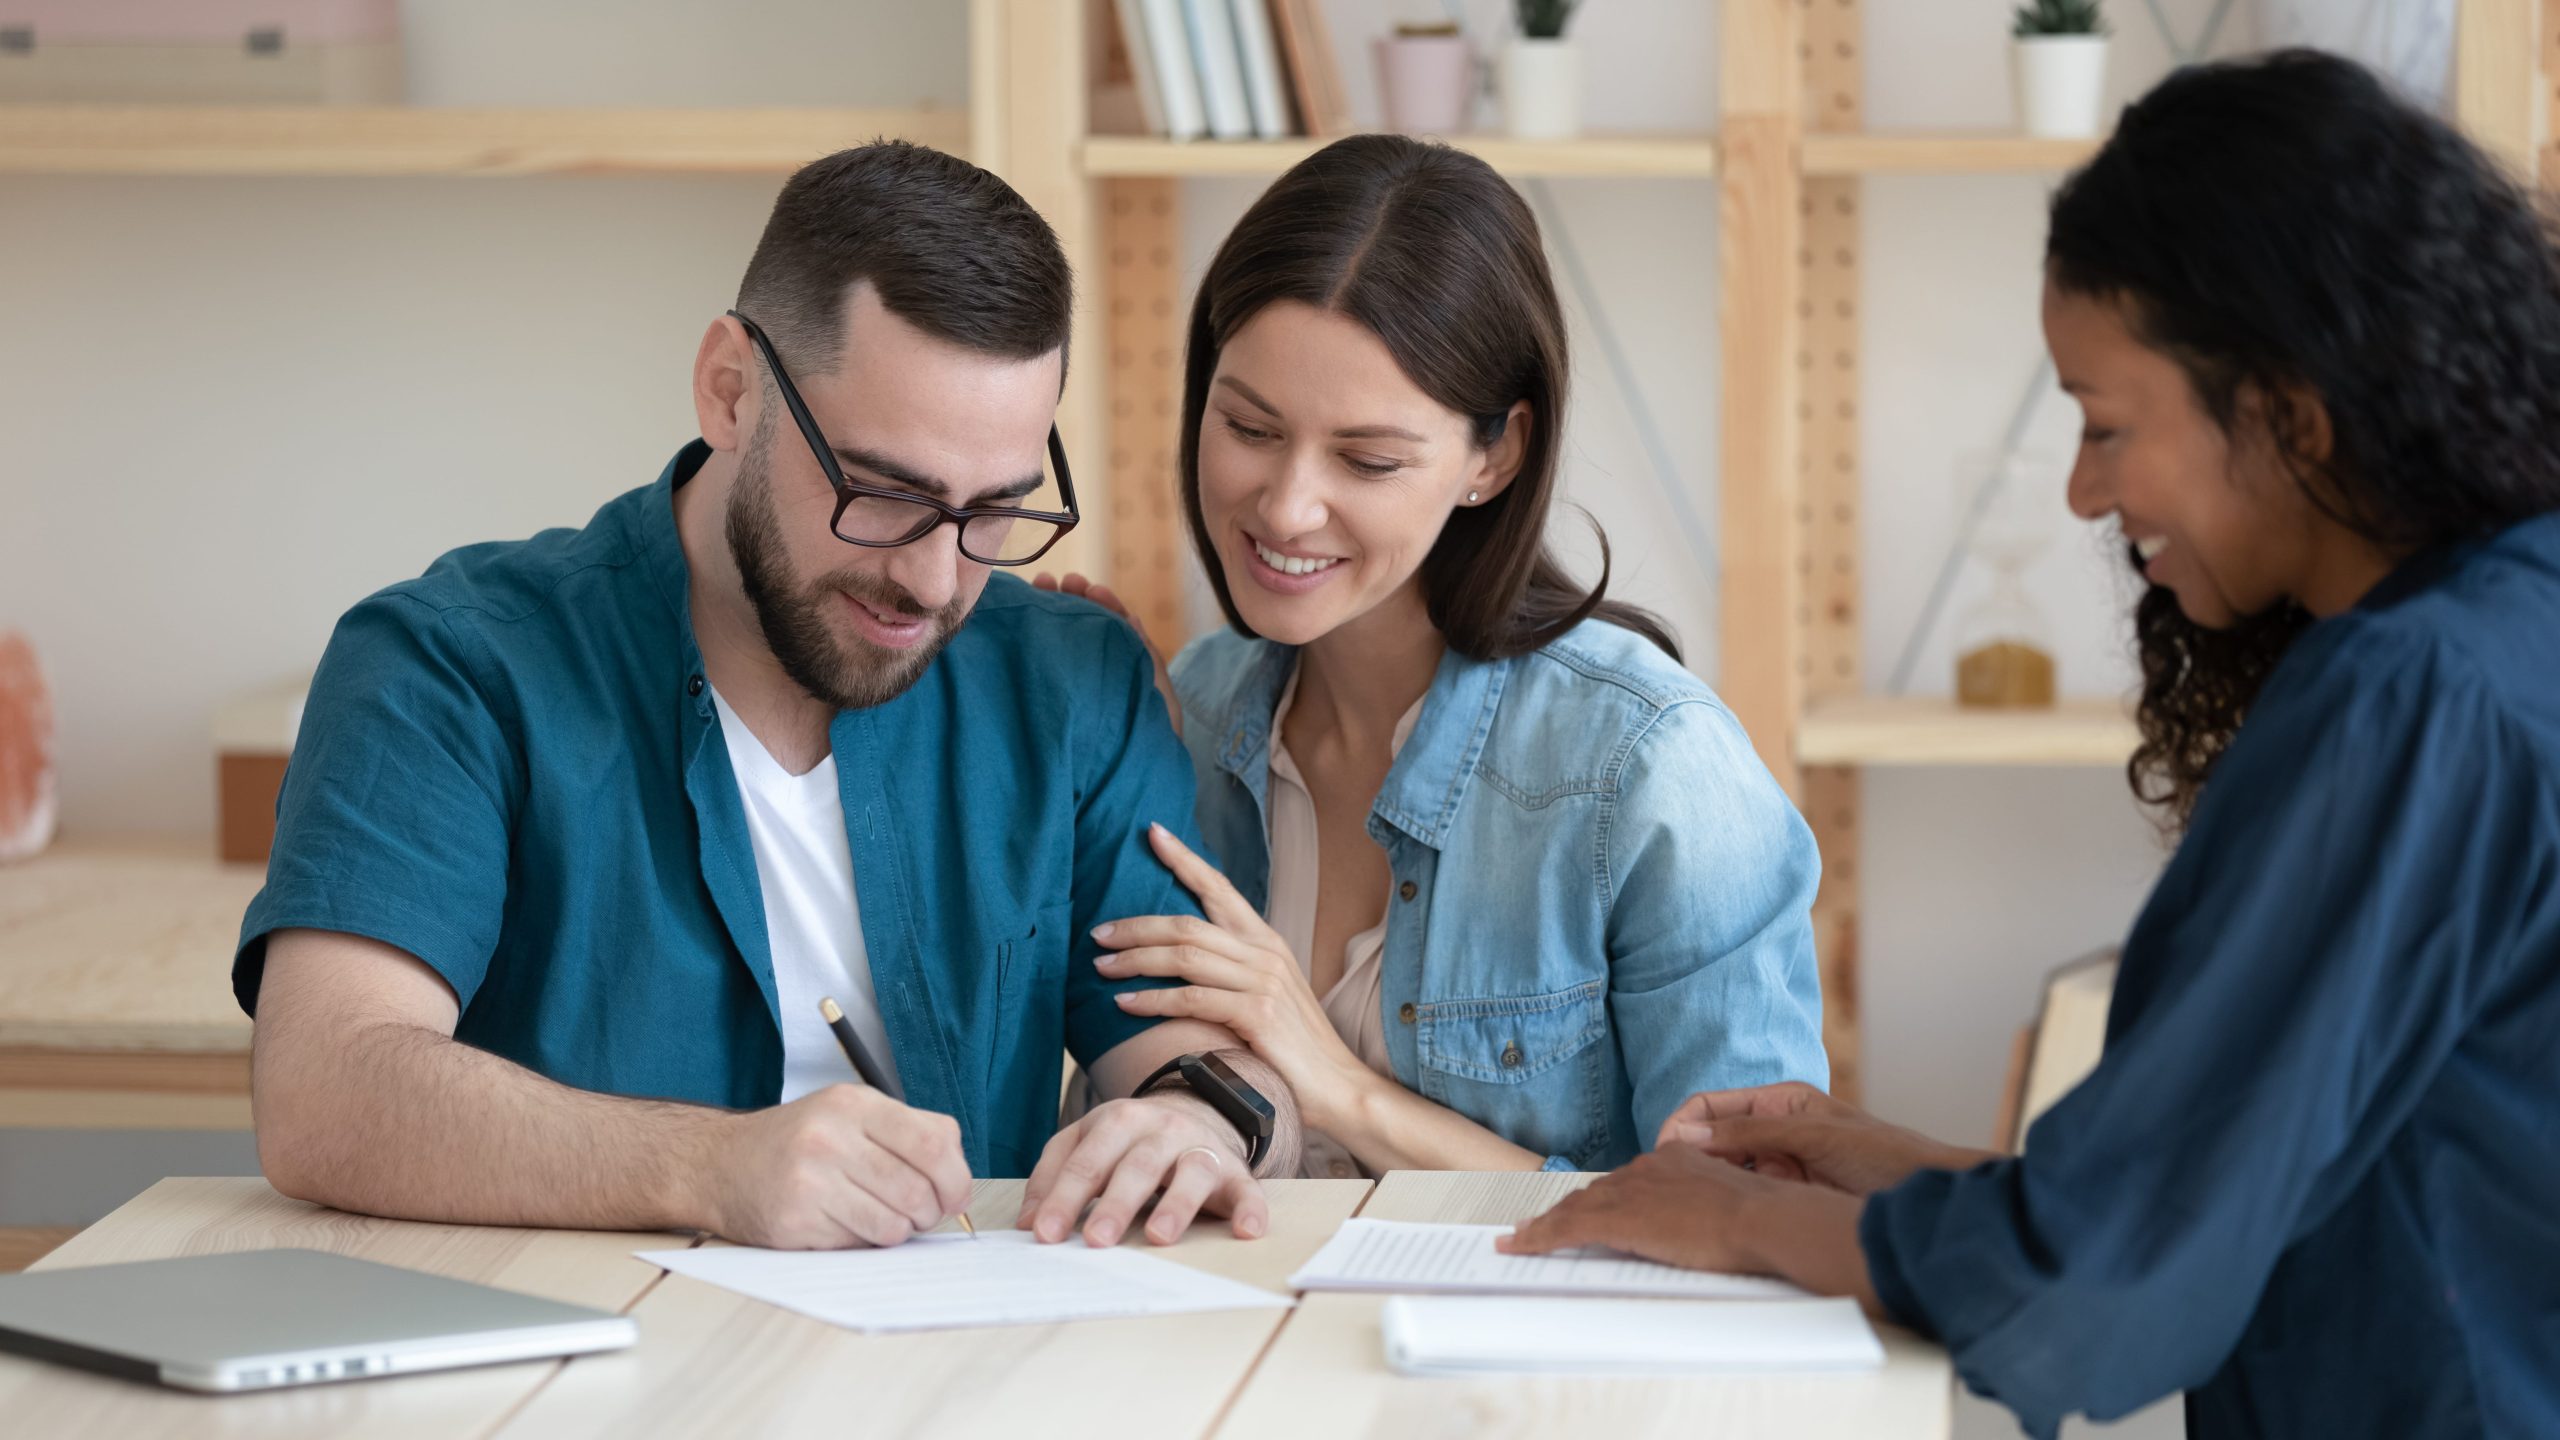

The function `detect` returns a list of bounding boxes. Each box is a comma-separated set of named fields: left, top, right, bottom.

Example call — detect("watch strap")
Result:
left=1134, top=1054, right=1272, bottom=1170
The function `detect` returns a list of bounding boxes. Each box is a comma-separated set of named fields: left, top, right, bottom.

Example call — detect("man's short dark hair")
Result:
left=736, top=140, right=1072, bottom=377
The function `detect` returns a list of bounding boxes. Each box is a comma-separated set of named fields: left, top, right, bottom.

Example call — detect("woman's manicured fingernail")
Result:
left=1115, top=992, right=1136, bottom=1005
left=1091, top=922, right=1115, bottom=942
left=1242, top=1213, right=1265, bottom=1237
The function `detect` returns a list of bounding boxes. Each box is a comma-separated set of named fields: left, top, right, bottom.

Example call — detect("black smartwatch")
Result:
left=1133, top=1052, right=1275, bottom=1171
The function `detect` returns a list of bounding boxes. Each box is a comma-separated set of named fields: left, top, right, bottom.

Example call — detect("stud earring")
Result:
left=1466, top=490, right=1481, bottom=504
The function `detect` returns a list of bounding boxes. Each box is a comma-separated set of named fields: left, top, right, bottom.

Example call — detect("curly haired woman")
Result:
left=1504, top=50, right=2560, bottom=1440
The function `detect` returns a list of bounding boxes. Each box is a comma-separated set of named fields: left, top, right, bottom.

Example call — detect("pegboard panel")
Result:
left=1799, top=0, right=1864, bottom=1105
left=1804, top=764, right=1861, bottom=1103
left=1100, top=176, right=1188, bottom=648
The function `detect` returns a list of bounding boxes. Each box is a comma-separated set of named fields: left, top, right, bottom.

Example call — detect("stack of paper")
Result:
left=635, top=1232, right=1289, bottom=1335
left=1382, top=1295, right=1888, bottom=1377
left=1287, top=1219, right=1813, bottom=1300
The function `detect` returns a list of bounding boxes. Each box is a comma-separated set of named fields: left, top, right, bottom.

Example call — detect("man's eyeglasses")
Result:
left=728, top=309, right=1079, bottom=567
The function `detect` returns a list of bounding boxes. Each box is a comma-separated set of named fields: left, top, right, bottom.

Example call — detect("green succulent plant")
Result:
left=1516, top=0, right=1580, bottom=41
left=2012, top=0, right=2107, bottom=37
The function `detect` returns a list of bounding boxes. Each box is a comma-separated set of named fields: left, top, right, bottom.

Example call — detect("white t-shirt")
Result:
left=708, top=686, right=904, bottom=1103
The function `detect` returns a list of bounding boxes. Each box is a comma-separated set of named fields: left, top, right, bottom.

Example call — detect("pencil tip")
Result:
left=819, top=997, right=843, bottom=1023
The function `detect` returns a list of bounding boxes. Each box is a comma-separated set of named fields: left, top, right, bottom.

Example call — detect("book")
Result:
left=1108, top=0, right=1168, bottom=136
left=1181, top=0, right=1254, bottom=140
left=1289, top=1220, right=1811, bottom=1300
left=1267, top=0, right=1352, bottom=139
left=1228, top=0, right=1295, bottom=139
left=1135, top=0, right=1209, bottom=141
left=1381, top=1296, right=1888, bottom=1377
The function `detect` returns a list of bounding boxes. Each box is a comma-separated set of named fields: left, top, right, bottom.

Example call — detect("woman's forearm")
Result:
left=1739, top=1185, right=1888, bottom=1318
left=1332, top=1071, right=1546, bottom=1172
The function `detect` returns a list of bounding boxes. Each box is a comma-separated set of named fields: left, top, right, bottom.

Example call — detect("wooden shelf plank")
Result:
left=0, top=834, right=259, bottom=1053
left=1798, top=695, right=2138, bottom=767
left=0, top=105, right=966, bottom=176
left=1802, top=130, right=2101, bottom=176
left=1081, top=131, right=1719, bottom=178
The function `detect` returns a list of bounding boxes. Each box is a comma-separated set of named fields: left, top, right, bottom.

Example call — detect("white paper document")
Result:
left=1381, top=1295, right=1887, bottom=1377
left=1288, top=1219, right=1812, bottom=1300
left=635, top=1232, right=1291, bottom=1334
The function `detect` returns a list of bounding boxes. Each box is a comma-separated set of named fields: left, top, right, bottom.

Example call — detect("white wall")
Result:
left=2, top=4, right=2246, bottom=1433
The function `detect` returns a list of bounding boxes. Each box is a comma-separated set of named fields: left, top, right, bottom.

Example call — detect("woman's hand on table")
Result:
left=1094, top=824, right=1378, bottom=1136
left=1655, top=1081, right=1998, bottom=1198
left=1497, top=1146, right=1883, bottom=1313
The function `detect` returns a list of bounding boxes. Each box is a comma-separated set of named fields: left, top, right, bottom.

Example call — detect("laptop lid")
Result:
left=0, top=1247, right=637, bottom=1392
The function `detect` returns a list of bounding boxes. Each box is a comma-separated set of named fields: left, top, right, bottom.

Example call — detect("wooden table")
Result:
left=0, top=837, right=260, bottom=1129
left=493, top=1178, right=1370, bottom=1439
left=1216, top=1171, right=1954, bottom=1440
left=9, top=1175, right=1955, bottom=1438
left=0, top=1177, right=681, bottom=1438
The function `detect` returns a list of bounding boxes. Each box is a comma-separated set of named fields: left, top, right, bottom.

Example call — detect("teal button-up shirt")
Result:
left=235, top=441, right=1200, bottom=1177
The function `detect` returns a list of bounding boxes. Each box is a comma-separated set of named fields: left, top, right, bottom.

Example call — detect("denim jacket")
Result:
left=1170, top=618, right=1829, bottom=1172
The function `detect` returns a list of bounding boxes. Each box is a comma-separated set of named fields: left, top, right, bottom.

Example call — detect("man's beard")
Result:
left=726, top=422, right=965, bottom=711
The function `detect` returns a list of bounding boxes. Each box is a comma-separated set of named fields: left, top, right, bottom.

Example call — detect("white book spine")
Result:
left=1112, top=0, right=1168, bottom=137
left=1180, top=0, right=1254, bottom=140
left=1228, top=0, right=1292, bottom=139
left=1137, top=0, right=1209, bottom=141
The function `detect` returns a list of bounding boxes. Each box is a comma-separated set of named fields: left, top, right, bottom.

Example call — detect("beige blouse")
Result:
left=1264, top=660, right=1423, bottom=1181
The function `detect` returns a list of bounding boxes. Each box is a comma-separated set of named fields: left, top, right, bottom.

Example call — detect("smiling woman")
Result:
left=1502, top=51, right=2560, bottom=1440
left=1052, top=133, right=1830, bottom=1183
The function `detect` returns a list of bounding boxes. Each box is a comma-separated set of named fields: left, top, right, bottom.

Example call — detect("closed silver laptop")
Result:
left=0, top=1248, right=637, bottom=1392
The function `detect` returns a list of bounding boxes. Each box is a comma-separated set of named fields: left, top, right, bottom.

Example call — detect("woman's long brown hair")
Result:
left=1180, top=133, right=1677, bottom=662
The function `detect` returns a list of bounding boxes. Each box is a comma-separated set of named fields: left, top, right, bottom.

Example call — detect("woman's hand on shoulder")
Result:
left=1034, top=571, right=1179, bottom=731
left=1656, top=1082, right=1996, bottom=1197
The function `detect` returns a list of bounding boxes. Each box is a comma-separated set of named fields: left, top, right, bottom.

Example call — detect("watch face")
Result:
left=1193, top=1052, right=1276, bottom=1126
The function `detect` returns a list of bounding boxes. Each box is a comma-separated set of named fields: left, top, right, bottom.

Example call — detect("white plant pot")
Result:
left=1501, top=37, right=1582, bottom=141
left=2012, top=35, right=2110, bottom=139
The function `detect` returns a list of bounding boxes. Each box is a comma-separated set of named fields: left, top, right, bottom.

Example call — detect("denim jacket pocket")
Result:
left=1414, top=980, right=1609, bottom=1164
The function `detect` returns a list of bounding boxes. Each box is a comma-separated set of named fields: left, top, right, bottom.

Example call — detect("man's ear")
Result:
left=1469, top=399, right=1535, bottom=504
left=694, top=315, right=756, bottom=452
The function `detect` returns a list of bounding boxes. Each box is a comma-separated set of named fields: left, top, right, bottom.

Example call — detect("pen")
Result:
left=818, top=996, right=974, bottom=1238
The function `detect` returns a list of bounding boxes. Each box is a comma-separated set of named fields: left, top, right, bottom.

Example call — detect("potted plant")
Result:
left=2011, top=0, right=2110, bottom=139
left=1501, top=0, right=1583, bottom=141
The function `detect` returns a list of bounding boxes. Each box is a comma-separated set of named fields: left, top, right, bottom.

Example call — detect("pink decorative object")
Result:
left=1374, top=31, right=1475, bottom=136
left=0, top=630, right=58, bottom=863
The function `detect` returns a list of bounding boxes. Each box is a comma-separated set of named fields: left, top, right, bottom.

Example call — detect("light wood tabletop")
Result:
left=491, top=1177, right=1372, bottom=1440
left=0, top=836, right=261, bottom=1128
left=7, top=1172, right=1954, bottom=1438
left=0, top=1177, right=688, bottom=1439
left=1212, top=1170, right=1955, bottom=1440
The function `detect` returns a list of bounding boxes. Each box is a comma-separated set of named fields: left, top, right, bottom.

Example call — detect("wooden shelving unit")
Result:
left=1801, top=131, right=2101, bottom=175
left=1797, top=697, right=2138, bottom=768
left=1082, top=131, right=1718, bottom=179
left=6, top=1, right=2547, bottom=1110
left=0, top=104, right=966, bottom=177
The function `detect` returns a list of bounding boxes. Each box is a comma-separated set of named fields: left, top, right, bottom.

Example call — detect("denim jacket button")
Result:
left=686, top=675, right=705, bottom=697
left=1500, top=1043, right=1524, bottom=1068
left=1398, top=1002, right=1417, bottom=1025
left=1398, top=880, right=1418, bottom=902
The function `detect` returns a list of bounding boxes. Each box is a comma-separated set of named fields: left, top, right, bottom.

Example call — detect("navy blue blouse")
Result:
left=1862, top=512, right=2560, bottom=1439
